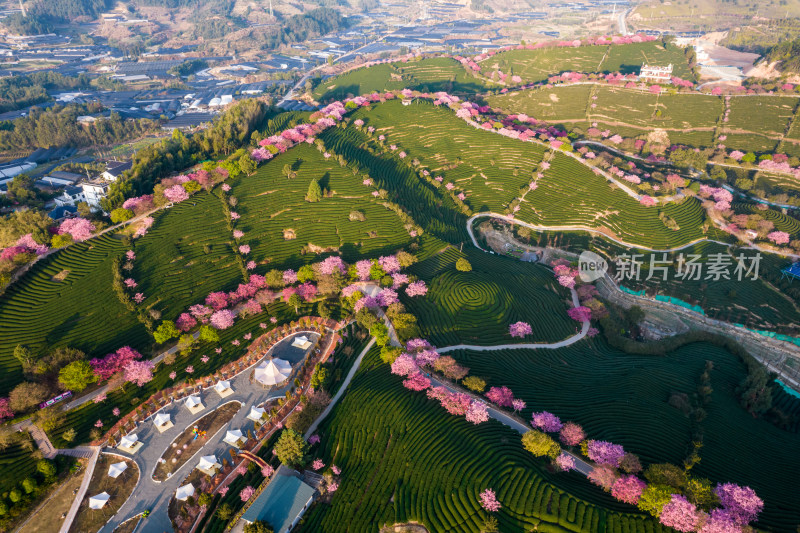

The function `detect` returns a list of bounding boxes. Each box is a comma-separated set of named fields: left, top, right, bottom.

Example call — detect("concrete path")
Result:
left=59, top=446, right=100, bottom=533
left=97, top=331, right=326, bottom=533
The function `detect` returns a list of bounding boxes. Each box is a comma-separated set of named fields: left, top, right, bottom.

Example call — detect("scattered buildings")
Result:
left=639, top=64, right=673, bottom=83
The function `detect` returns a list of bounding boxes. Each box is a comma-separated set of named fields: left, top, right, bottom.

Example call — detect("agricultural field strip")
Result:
left=491, top=84, right=800, bottom=142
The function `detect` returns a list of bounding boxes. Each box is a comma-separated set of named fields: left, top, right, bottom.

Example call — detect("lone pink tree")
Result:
left=659, top=495, right=699, bottom=532
left=239, top=486, right=255, bottom=502
left=0, top=398, right=13, bottom=421
left=509, top=321, right=532, bottom=338
left=767, top=231, right=790, bottom=245
left=479, top=488, right=501, bottom=512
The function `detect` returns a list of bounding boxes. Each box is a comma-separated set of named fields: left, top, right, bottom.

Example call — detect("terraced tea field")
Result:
left=298, top=346, right=670, bottom=533
left=230, top=143, right=414, bottom=268
left=132, top=192, right=243, bottom=321
left=403, top=247, right=575, bottom=346
left=346, top=99, right=545, bottom=213
left=480, top=40, right=694, bottom=84
left=725, top=95, right=798, bottom=137
left=313, top=57, right=488, bottom=102
left=488, top=86, right=724, bottom=143
left=0, top=234, right=150, bottom=396
left=480, top=46, right=608, bottom=84
left=446, top=339, right=800, bottom=531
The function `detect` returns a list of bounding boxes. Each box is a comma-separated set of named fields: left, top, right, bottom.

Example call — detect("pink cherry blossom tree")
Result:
left=485, top=386, right=514, bottom=408
left=531, top=411, right=563, bottom=432
left=587, top=440, right=625, bottom=467
left=405, top=281, right=428, bottom=297
left=123, top=360, right=154, bottom=387
left=559, top=422, right=585, bottom=446
left=509, top=321, right=532, bottom=338
left=555, top=453, right=575, bottom=471
left=210, top=310, right=235, bottom=329
left=465, top=400, right=489, bottom=424
left=611, top=475, right=647, bottom=504
left=479, top=489, right=501, bottom=512
left=240, top=486, right=255, bottom=502
left=659, top=495, right=699, bottom=532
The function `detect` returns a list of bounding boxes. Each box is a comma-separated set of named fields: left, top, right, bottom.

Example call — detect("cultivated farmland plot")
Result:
left=403, top=247, right=575, bottom=346
left=481, top=40, right=694, bottom=84
left=0, top=234, right=150, bottom=396
left=299, top=347, right=674, bottom=533
left=231, top=143, right=414, bottom=266
left=313, top=57, right=488, bottom=102
left=447, top=339, right=800, bottom=531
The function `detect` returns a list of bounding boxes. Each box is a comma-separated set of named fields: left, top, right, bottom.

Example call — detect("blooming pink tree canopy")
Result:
left=123, top=360, right=154, bottom=386
left=210, top=310, right=235, bottom=329
left=479, top=489, right=501, bottom=512
left=509, top=321, right=533, bottom=338
left=402, top=371, right=431, bottom=391
left=59, top=218, right=95, bottom=241
left=567, top=306, right=592, bottom=322
left=587, top=440, right=626, bottom=467
left=531, top=411, right=563, bottom=432
left=240, top=486, right=256, bottom=502
left=405, top=281, right=428, bottom=297
left=465, top=400, right=489, bottom=424
left=659, top=495, right=699, bottom=532
left=767, top=231, right=790, bottom=245
left=714, top=483, right=764, bottom=524
left=486, top=386, right=515, bottom=408
left=611, top=475, right=647, bottom=504
left=559, top=422, right=586, bottom=446
left=555, top=453, right=575, bottom=472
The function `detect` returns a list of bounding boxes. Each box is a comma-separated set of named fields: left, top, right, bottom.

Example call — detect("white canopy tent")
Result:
left=292, top=335, right=312, bottom=349
left=214, top=380, right=233, bottom=397
left=108, top=462, right=128, bottom=478
left=176, top=483, right=195, bottom=501
left=254, top=358, right=292, bottom=386
left=89, top=492, right=110, bottom=509
left=223, top=429, right=244, bottom=447
left=247, top=405, right=265, bottom=422
left=196, top=455, right=221, bottom=475
left=154, top=413, right=171, bottom=427
left=185, top=396, right=203, bottom=409
left=119, top=434, right=138, bottom=448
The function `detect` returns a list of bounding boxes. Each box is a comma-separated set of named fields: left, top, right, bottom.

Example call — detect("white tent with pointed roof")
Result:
left=223, top=429, right=244, bottom=447
left=196, top=455, right=221, bottom=475
left=118, top=433, right=141, bottom=453
left=185, top=395, right=203, bottom=410
left=292, top=335, right=312, bottom=349
left=254, top=358, right=292, bottom=386
left=176, top=483, right=195, bottom=501
left=248, top=405, right=265, bottom=422
left=214, top=380, right=233, bottom=397
left=89, top=492, right=110, bottom=509
left=108, top=462, right=128, bottom=478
